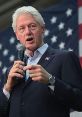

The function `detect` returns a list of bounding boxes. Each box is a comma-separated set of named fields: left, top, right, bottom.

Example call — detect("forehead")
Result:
left=16, top=13, right=36, bottom=23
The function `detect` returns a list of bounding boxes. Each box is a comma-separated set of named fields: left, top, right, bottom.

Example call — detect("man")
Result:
left=0, top=6, right=82, bottom=117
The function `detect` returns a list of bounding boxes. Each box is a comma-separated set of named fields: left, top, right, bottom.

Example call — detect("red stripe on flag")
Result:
left=79, top=57, right=82, bottom=67
left=77, top=0, right=82, bottom=7
left=78, top=24, right=82, bottom=39
left=77, top=0, right=82, bottom=67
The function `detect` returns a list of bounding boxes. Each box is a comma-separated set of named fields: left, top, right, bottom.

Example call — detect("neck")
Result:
left=25, top=42, right=44, bottom=57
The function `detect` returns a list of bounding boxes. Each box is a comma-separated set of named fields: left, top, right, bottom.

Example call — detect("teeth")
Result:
left=26, top=36, right=33, bottom=41
left=28, top=36, right=33, bottom=39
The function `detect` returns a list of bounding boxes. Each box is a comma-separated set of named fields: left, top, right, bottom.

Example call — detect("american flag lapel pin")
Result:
left=45, top=57, right=50, bottom=61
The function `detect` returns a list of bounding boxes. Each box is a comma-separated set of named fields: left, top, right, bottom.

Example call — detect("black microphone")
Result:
left=17, top=45, right=27, bottom=80
left=17, top=45, right=31, bottom=82
left=17, top=45, right=25, bottom=61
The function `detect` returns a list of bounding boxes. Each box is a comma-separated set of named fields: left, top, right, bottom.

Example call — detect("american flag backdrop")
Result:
left=78, top=0, right=82, bottom=67
left=0, top=0, right=82, bottom=79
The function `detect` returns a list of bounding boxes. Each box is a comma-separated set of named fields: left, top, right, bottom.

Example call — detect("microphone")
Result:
left=17, top=44, right=28, bottom=81
left=17, top=45, right=30, bottom=82
left=17, top=44, right=25, bottom=61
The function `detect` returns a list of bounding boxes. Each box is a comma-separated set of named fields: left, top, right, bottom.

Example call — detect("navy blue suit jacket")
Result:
left=0, top=46, right=82, bottom=117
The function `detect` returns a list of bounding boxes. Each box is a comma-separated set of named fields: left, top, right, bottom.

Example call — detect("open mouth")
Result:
left=26, top=36, right=33, bottom=41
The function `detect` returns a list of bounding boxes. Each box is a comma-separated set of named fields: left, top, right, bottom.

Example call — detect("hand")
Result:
left=23, top=64, right=50, bottom=84
left=4, top=60, right=25, bottom=92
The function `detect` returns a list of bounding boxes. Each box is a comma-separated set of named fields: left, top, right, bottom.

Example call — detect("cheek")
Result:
left=16, top=33, right=25, bottom=44
left=34, top=30, right=43, bottom=39
left=35, top=36, right=42, bottom=46
left=16, top=31, right=24, bottom=39
left=34, top=31, right=43, bottom=44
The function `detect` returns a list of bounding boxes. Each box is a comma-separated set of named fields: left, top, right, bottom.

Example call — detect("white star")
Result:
left=16, top=43, right=22, bottom=50
left=66, top=28, right=73, bottom=36
left=9, top=37, right=15, bottom=44
left=66, top=8, right=72, bottom=17
left=0, top=43, right=2, bottom=50
left=2, top=66, right=7, bottom=74
left=3, top=49, right=9, bottom=56
left=68, top=48, right=73, bottom=51
left=58, top=22, right=65, bottom=30
left=59, top=42, right=65, bottom=49
left=9, top=55, right=15, bottom=62
left=0, top=61, right=2, bottom=67
left=50, top=16, right=57, bottom=24
left=51, top=35, right=57, bottom=43
left=44, top=29, right=50, bottom=37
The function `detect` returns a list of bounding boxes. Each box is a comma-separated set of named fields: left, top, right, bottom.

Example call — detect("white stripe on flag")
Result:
left=79, top=39, right=82, bottom=57
left=78, top=7, right=82, bottom=24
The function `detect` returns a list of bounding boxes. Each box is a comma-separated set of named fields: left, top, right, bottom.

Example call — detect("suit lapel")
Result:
left=38, top=46, right=55, bottom=68
left=25, top=47, right=56, bottom=85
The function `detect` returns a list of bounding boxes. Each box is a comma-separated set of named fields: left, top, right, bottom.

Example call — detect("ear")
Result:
left=42, top=25, right=45, bottom=33
left=15, top=32, right=19, bottom=40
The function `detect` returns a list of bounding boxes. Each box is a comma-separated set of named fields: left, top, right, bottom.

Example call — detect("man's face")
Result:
left=15, top=13, right=45, bottom=51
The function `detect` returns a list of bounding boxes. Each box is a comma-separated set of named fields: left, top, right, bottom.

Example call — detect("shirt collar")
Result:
left=37, top=43, right=48, bottom=55
left=25, top=43, right=48, bottom=57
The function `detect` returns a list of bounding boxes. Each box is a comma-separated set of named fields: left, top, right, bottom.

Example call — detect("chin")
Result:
left=26, top=46, right=35, bottom=51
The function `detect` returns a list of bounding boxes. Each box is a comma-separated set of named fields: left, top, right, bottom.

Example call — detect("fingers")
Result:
left=24, top=64, right=42, bottom=78
left=29, top=72, right=42, bottom=78
left=13, top=60, right=24, bottom=67
left=9, top=72, right=24, bottom=79
left=5, top=60, right=25, bottom=91
left=23, top=64, right=41, bottom=70
left=24, top=65, right=41, bottom=77
left=23, top=64, right=49, bottom=83
left=8, top=60, right=25, bottom=79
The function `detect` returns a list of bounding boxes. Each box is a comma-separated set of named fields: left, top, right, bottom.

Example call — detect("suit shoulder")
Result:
left=48, top=47, right=79, bottom=61
left=49, top=46, right=74, bottom=56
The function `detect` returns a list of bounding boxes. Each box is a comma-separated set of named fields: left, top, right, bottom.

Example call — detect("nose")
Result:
left=25, top=26, right=31, bottom=34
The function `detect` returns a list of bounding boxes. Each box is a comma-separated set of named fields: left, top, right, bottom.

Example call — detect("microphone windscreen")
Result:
left=17, top=44, right=25, bottom=61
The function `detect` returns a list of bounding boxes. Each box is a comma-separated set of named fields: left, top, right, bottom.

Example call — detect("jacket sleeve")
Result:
left=54, top=51, right=82, bottom=111
left=0, top=75, right=10, bottom=117
left=0, top=89, right=9, bottom=117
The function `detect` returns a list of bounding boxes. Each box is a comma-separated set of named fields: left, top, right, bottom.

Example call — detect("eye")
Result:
left=18, top=26, right=25, bottom=33
left=29, top=24, right=37, bottom=30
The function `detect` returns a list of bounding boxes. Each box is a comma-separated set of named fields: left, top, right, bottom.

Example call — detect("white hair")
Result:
left=12, top=6, right=45, bottom=32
